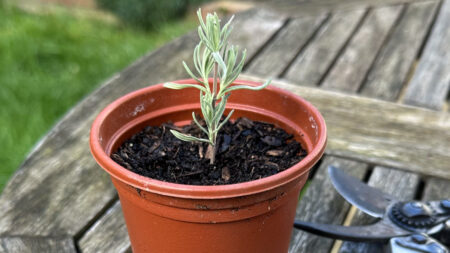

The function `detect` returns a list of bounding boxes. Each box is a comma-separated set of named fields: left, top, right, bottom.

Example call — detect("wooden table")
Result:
left=1, top=0, right=449, bottom=252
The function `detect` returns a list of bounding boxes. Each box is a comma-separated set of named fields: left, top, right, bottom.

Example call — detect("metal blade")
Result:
left=328, top=166, right=398, bottom=218
left=293, top=219, right=411, bottom=242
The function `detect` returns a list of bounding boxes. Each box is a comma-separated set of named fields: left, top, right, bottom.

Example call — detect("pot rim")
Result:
left=90, top=79, right=327, bottom=199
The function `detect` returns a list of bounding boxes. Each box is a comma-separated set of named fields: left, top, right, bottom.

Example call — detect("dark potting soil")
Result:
left=111, top=117, right=307, bottom=185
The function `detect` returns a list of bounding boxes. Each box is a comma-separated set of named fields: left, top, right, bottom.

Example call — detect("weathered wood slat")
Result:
left=422, top=178, right=450, bottom=200
left=261, top=0, right=437, bottom=17
left=229, top=9, right=287, bottom=63
left=0, top=9, right=283, bottom=237
left=0, top=142, right=118, bottom=237
left=0, top=33, right=198, bottom=238
left=0, top=6, right=448, bottom=253
left=403, top=0, right=450, bottom=110
left=283, top=9, right=366, bottom=86
left=242, top=75, right=450, bottom=180
left=321, top=6, right=403, bottom=92
left=245, top=15, right=327, bottom=78
left=289, top=156, right=369, bottom=252
left=79, top=201, right=130, bottom=253
left=0, top=237, right=76, bottom=253
left=338, top=167, right=420, bottom=252
left=360, top=1, right=439, bottom=101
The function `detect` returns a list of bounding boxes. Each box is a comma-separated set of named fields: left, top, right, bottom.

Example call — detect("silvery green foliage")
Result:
left=164, top=9, right=271, bottom=149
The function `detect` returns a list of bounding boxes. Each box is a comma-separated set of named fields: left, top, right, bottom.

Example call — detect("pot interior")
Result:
left=91, top=79, right=326, bottom=198
left=99, top=84, right=320, bottom=157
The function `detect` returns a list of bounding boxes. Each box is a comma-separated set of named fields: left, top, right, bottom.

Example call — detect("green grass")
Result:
left=0, top=6, right=196, bottom=192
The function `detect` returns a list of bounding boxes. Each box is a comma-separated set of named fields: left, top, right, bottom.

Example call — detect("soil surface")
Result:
left=112, top=117, right=307, bottom=185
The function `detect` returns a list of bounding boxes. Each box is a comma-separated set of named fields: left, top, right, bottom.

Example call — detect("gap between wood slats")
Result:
left=282, top=9, right=368, bottom=86
left=0, top=236, right=77, bottom=253
left=261, top=0, right=438, bottom=18
left=73, top=194, right=119, bottom=243
left=333, top=167, right=421, bottom=252
left=329, top=163, right=374, bottom=253
left=446, top=92, right=450, bottom=112
left=413, top=0, right=445, bottom=59
left=277, top=14, right=332, bottom=78
left=245, top=13, right=329, bottom=77
left=242, top=18, right=292, bottom=70
left=329, top=164, right=374, bottom=253
left=396, top=60, right=418, bottom=102
left=78, top=200, right=131, bottom=253
left=289, top=156, right=369, bottom=253
left=315, top=9, right=370, bottom=86
left=308, top=156, right=326, bottom=180
left=401, top=0, right=450, bottom=109
left=358, top=1, right=440, bottom=101
left=320, top=5, right=405, bottom=92
left=396, top=0, right=444, bottom=103
left=332, top=175, right=448, bottom=252
left=297, top=156, right=326, bottom=201
left=355, top=5, right=408, bottom=93
left=413, top=178, right=426, bottom=200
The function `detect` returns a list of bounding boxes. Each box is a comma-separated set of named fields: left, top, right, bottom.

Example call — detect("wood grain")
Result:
left=0, top=236, right=76, bottom=253
left=422, top=177, right=450, bottom=200
left=242, top=75, right=450, bottom=180
left=245, top=14, right=327, bottom=78
left=360, top=1, right=439, bottom=101
left=78, top=201, right=130, bottom=253
left=283, top=9, right=366, bottom=86
left=0, top=5, right=448, bottom=252
left=338, top=167, right=420, bottom=252
left=321, top=6, right=403, bottom=92
left=229, top=8, right=286, bottom=63
left=403, top=0, right=450, bottom=110
left=0, top=9, right=284, bottom=238
left=289, top=156, right=368, bottom=252
left=260, top=0, right=436, bottom=18
left=0, top=32, right=198, bottom=238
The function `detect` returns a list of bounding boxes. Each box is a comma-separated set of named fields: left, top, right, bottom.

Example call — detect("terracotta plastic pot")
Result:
left=90, top=79, right=327, bottom=253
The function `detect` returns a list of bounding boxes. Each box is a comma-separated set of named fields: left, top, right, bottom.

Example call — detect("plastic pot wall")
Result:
left=90, top=79, right=327, bottom=253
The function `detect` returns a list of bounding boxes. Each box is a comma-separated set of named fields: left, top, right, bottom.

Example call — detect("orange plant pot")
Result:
left=90, top=79, right=327, bottom=253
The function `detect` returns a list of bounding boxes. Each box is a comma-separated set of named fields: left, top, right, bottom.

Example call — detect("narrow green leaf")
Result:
left=236, top=49, right=247, bottom=71
left=205, top=55, right=214, bottom=81
left=228, top=68, right=242, bottom=87
left=201, top=47, right=210, bottom=79
left=221, top=43, right=229, bottom=60
left=216, top=109, right=234, bottom=133
left=225, top=49, right=247, bottom=88
left=212, top=52, right=228, bottom=84
left=200, top=92, right=213, bottom=126
left=165, top=8, right=270, bottom=154
left=192, top=112, right=208, bottom=135
left=163, top=82, right=207, bottom=92
left=212, top=52, right=227, bottom=72
left=170, top=130, right=210, bottom=143
left=224, top=47, right=234, bottom=76
left=220, top=15, right=234, bottom=41
left=197, top=9, right=207, bottom=32
left=222, top=27, right=232, bottom=45
left=212, top=94, right=229, bottom=125
left=193, top=43, right=202, bottom=75
left=223, top=78, right=271, bottom=93
left=182, top=62, right=204, bottom=85
left=212, top=99, right=225, bottom=125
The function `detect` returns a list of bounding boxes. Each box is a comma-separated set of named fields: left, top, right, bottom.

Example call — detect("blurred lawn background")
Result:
left=0, top=0, right=214, bottom=192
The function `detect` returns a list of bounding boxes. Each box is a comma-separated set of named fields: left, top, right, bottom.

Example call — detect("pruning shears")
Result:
left=293, top=166, right=450, bottom=253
